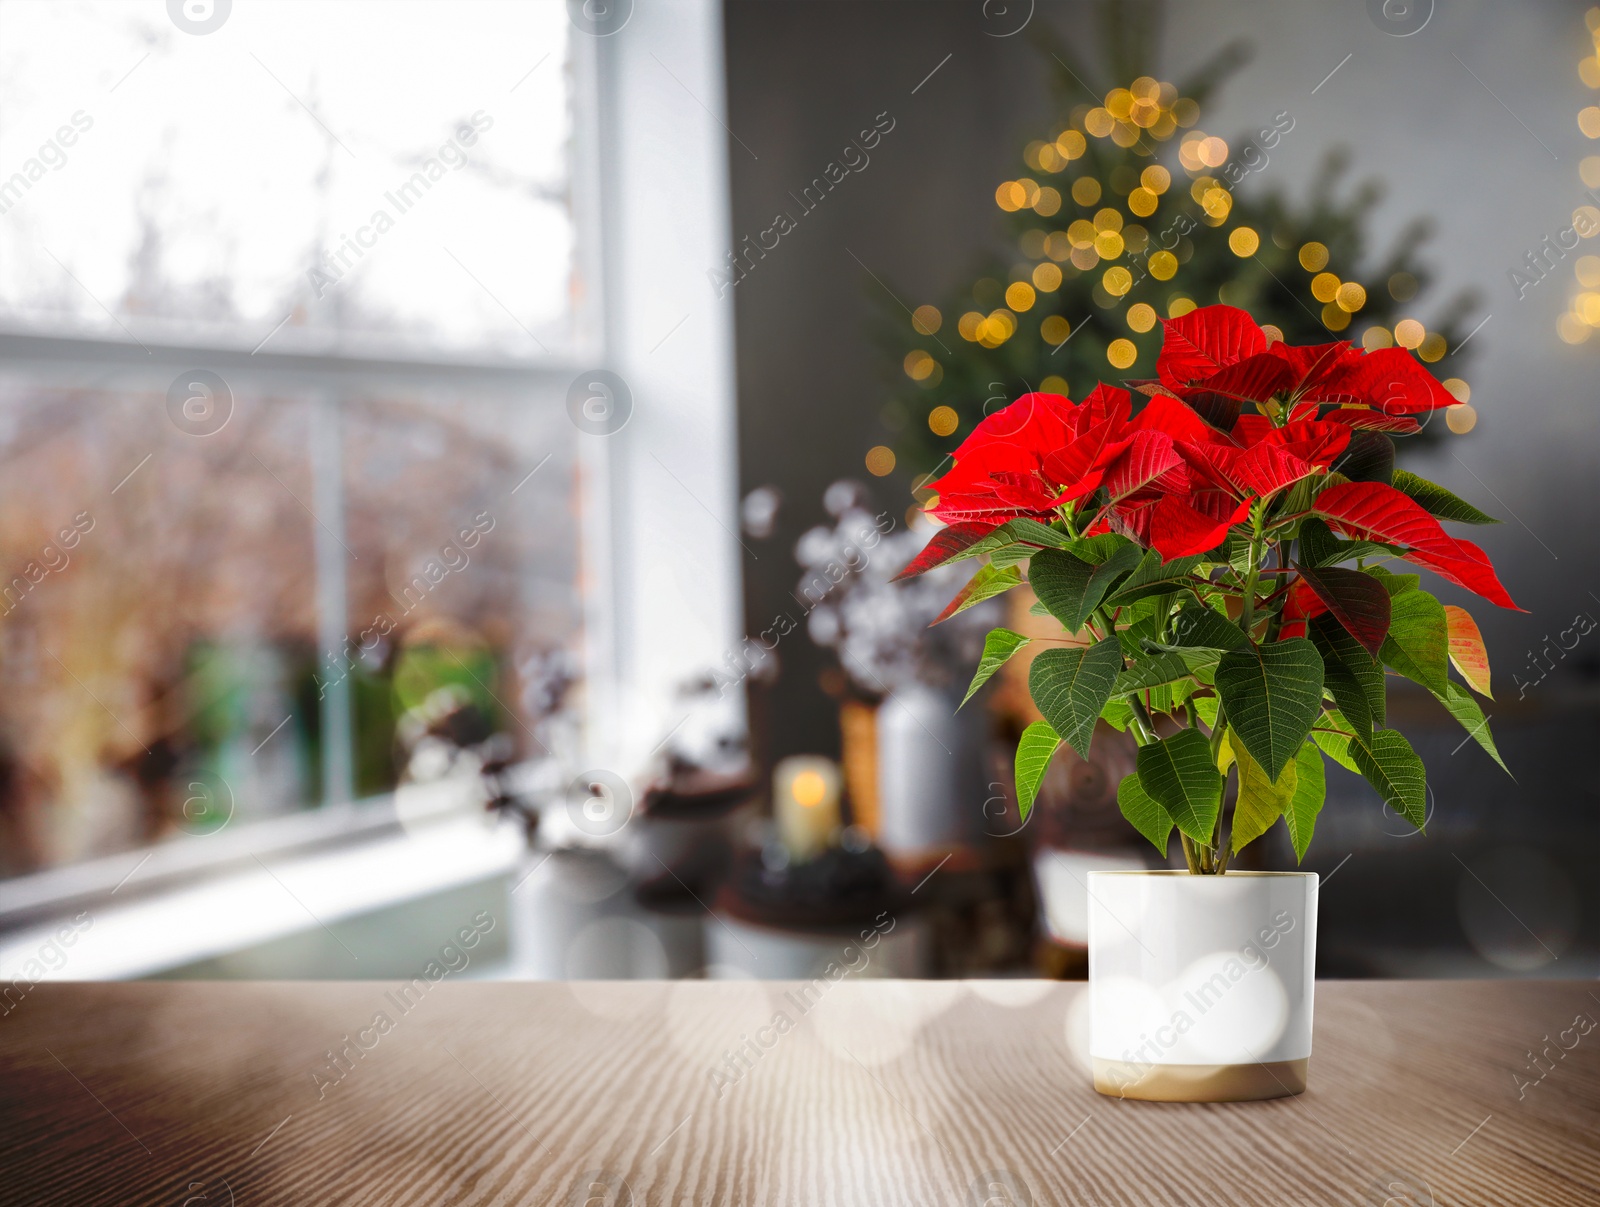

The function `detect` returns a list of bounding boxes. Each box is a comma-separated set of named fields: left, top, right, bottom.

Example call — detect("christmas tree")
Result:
left=877, top=4, right=1484, bottom=487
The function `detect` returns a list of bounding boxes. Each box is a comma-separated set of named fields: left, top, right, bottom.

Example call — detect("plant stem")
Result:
left=1238, top=523, right=1266, bottom=640
left=1179, top=833, right=1201, bottom=874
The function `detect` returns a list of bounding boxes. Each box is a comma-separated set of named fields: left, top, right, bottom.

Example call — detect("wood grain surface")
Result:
left=1, top=980, right=1597, bottom=1205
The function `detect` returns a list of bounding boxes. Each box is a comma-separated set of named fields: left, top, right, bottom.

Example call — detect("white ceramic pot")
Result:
left=1087, top=870, right=1318, bottom=1102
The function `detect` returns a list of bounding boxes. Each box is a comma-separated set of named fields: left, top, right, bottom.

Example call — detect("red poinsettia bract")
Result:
left=920, top=304, right=1517, bottom=611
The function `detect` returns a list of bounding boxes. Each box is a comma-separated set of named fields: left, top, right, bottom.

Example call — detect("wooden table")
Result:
left=2, top=980, right=1596, bottom=1205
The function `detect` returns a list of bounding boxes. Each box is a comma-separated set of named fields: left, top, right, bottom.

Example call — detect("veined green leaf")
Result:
left=1311, top=709, right=1360, bottom=773
left=1015, top=722, right=1061, bottom=824
left=1084, top=541, right=1145, bottom=614
left=961, top=628, right=1031, bottom=708
left=1349, top=727, right=1427, bottom=832
left=1228, top=731, right=1295, bottom=854
left=1380, top=588, right=1449, bottom=695
left=934, top=563, right=1023, bottom=624
left=1028, top=638, right=1124, bottom=760
left=1310, top=614, right=1386, bottom=740
left=1111, top=650, right=1212, bottom=697
left=1117, top=772, right=1174, bottom=856
left=1136, top=728, right=1224, bottom=844
left=1432, top=680, right=1510, bottom=774
left=1028, top=549, right=1097, bottom=633
left=1171, top=603, right=1248, bottom=652
left=1366, top=566, right=1421, bottom=597
left=1100, top=696, right=1135, bottom=732
left=1105, top=551, right=1208, bottom=606
left=1066, top=532, right=1130, bottom=565
left=1284, top=741, right=1327, bottom=862
left=1392, top=468, right=1499, bottom=525
left=945, top=518, right=1074, bottom=568
left=1215, top=638, right=1325, bottom=782
left=1297, top=516, right=1396, bottom=568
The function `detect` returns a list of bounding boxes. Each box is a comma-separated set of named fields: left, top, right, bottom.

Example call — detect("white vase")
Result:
left=1086, top=870, right=1318, bottom=1102
left=875, top=682, right=985, bottom=857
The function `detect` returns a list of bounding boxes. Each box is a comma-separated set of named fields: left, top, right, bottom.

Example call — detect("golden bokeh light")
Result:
left=1085, top=108, right=1115, bottom=138
left=1141, top=164, right=1171, bottom=194
left=1168, top=296, right=1196, bottom=317
left=1093, top=207, right=1125, bottom=233
left=903, top=350, right=935, bottom=380
left=1040, top=315, right=1072, bottom=345
left=1032, top=261, right=1063, bottom=292
left=1069, top=245, right=1101, bottom=271
left=1017, top=178, right=1041, bottom=207
left=957, top=311, right=984, bottom=341
left=1228, top=227, right=1260, bottom=256
left=1582, top=155, right=1600, bottom=188
left=912, top=304, right=942, bottom=334
left=1127, top=302, right=1157, bottom=333
left=1583, top=56, right=1600, bottom=88
left=1298, top=242, right=1329, bottom=272
left=1261, top=324, right=1283, bottom=344
left=1394, top=318, right=1426, bottom=349
left=1071, top=177, right=1103, bottom=206
left=1045, top=231, right=1073, bottom=261
left=1041, top=374, right=1069, bottom=394
left=1056, top=129, right=1087, bottom=159
left=1388, top=272, right=1419, bottom=301
left=1093, top=231, right=1125, bottom=258
left=1311, top=272, right=1342, bottom=303
left=1035, top=186, right=1062, bottom=216
left=1148, top=249, right=1178, bottom=280
left=1336, top=282, right=1367, bottom=312
left=995, top=181, right=1025, bottom=211
left=1418, top=333, right=1447, bottom=362
left=1321, top=302, right=1351, bottom=332
left=928, top=406, right=959, bottom=437
left=1577, top=254, right=1600, bottom=287
left=1103, top=266, right=1133, bottom=296
left=1005, top=281, right=1037, bottom=311
left=1557, top=312, right=1591, bottom=343
left=1107, top=338, right=1138, bottom=368
left=1067, top=218, right=1098, bottom=248
left=865, top=445, right=896, bottom=476
left=1442, top=378, right=1470, bottom=403
left=1128, top=187, right=1158, bottom=217
left=1446, top=404, right=1477, bottom=435
left=1362, top=326, right=1394, bottom=350
left=1575, top=204, right=1600, bottom=233
left=1172, top=97, right=1200, bottom=126
left=1580, top=106, right=1600, bottom=138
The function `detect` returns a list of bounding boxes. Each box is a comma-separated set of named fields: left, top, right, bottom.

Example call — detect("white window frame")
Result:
left=0, top=0, right=743, bottom=971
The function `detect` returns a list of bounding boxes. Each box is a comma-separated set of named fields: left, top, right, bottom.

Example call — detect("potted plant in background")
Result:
left=899, top=304, right=1515, bottom=1101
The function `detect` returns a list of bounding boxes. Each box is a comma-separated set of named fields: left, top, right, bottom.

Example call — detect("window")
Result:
left=0, top=0, right=583, bottom=877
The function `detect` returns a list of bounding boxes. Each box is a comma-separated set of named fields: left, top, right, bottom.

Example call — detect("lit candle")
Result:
left=773, top=755, right=842, bottom=862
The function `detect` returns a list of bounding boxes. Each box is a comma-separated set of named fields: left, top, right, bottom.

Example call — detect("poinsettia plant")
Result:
left=897, top=304, right=1513, bottom=873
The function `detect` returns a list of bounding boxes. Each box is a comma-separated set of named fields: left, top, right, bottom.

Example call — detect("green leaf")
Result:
left=1228, top=731, right=1295, bottom=854
left=1066, top=532, right=1129, bottom=564
left=961, top=628, right=1031, bottom=708
left=1432, top=680, right=1510, bottom=774
left=1027, top=638, right=1124, bottom=760
left=1284, top=741, right=1326, bottom=862
left=1085, top=540, right=1145, bottom=608
left=1311, top=709, right=1360, bottom=773
left=1099, top=696, right=1135, bottom=732
left=1136, top=728, right=1224, bottom=844
left=1170, top=603, right=1248, bottom=652
left=944, top=518, right=1074, bottom=569
left=1028, top=549, right=1097, bottom=633
left=1349, top=728, right=1427, bottom=832
left=1392, top=468, right=1499, bottom=525
left=1104, top=551, right=1207, bottom=606
left=1310, top=614, right=1386, bottom=740
left=1366, top=566, right=1421, bottom=597
left=1014, top=722, right=1062, bottom=824
left=1111, top=650, right=1211, bottom=696
left=1215, top=638, right=1325, bottom=782
left=1380, top=588, right=1449, bottom=695
left=1297, top=518, right=1395, bottom=568
left=1117, top=772, right=1174, bottom=856
left=934, top=563, right=1023, bottom=624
